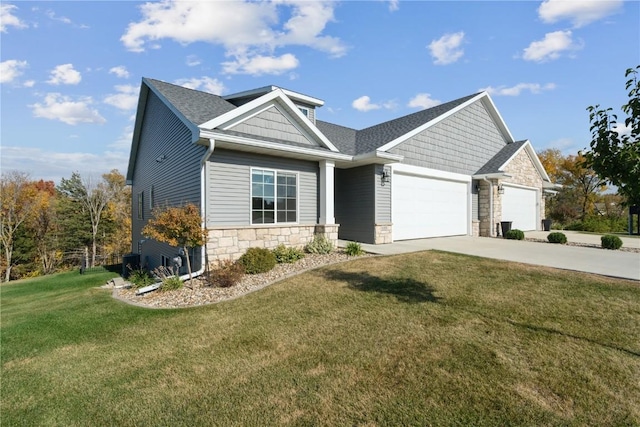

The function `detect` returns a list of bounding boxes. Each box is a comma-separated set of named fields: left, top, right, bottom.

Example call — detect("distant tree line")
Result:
left=0, top=170, right=131, bottom=282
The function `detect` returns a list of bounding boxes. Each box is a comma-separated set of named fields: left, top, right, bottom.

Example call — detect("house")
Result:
left=126, top=78, right=554, bottom=274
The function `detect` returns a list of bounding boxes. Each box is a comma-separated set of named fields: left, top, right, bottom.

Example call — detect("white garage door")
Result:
left=502, top=186, right=537, bottom=231
left=392, top=173, right=468, bottom=240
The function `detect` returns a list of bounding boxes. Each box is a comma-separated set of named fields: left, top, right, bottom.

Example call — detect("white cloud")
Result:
left=480, top=83, right=557, bottom=96
left=387, top=0, right=400, bottom=12
left=121, top=1, right=346, bottom=75
left=47, top=63, right=82, bottom=85
left=222, top=53, right=299, bottom=76
left=352, top=96, right=380, bottom=112
left=110, top=125, right=134, bottom=150
left=522, top=30, right=582, bottom=62
left=174, top=76, right=226, bottom=94
left=538, top=0, right=623, bottom=28
left=31, top=93, right=106, bottom=125
left=0, top=59, right=28, bottom=83
left=109, top=66, right=130, bottom=79
left=186, top=55, right=201, bottom=67
left=1, top=4, right=28, bottom=32
left=352, top=95, right=397, bottom=112
left=23, top=80, right=35, bottom=88
left=104, top=85, right=139, bottom=111
left=428, top=31, right=465, bottom=65
left=0, top=145, right=128, bottom=184
left=408, top=93, right=441, bottom=109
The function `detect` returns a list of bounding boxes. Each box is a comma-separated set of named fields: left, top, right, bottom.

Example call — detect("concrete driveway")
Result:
left=344, top=231, right=640, bottom=281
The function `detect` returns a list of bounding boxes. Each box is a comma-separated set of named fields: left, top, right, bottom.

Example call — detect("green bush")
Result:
left=345, top=241, right=364, bottom=256
left=207, top=260, right=245, bottom=287
left=601, top=234, right=623, bottom=250
left=547, top=232, right=567, bottom=244
left=127, top=267, right=155, bottom=288
left=238, top=247, right=277, bottom=274
left=304, top=235, right=334, bottom=254
left=566, top=215, right=628, bottom=233
left=504, top=229, right=525, bottom=240
left=272, top=244, right=305, bottom=263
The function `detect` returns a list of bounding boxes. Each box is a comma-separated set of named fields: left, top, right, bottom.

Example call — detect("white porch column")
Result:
left=319, top=160, right=335, bottom=224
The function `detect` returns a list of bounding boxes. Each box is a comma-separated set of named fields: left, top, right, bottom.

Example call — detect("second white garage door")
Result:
left=392, top=173, right=468, bottom=240
left=501, top=185, right=538, bottom=231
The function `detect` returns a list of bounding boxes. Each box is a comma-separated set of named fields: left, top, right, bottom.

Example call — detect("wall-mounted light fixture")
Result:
left=156, top=154, right=167, bottom=163
left=497, top=184, right=505, bottom=194
left=381, top=170, right=391, bottom=186
left=474, top=183, right=480, bottom=192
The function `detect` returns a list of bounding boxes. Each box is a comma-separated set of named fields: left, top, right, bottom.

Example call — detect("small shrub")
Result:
left=547, top=232, right=567, bottom=244
left=207, top=260, right=245, bottom=287
left=160, top=275, right=183, bottom=292
left=272, top=244, right=305, bottom=263
left=238, top=247, right=277, bottom=274
left=504, top=229, right=525, bottom=240
left=127, top=267, right=155, bottom=288
left=151, top=265, right=183, bottom=292
left=601, top=234, right=623, bottom=250
left=305, top=235, right=334, bottom=254
left=345, top=241, right=364, bottom=256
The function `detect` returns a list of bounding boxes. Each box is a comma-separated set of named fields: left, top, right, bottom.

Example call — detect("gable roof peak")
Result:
left=223, top=85, right=324, bottom=107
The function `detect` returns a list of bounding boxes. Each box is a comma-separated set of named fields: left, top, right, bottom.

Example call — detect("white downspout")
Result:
left=178, top=139, right=215, bottom=281
left=483, top=177, right=494, bottom=237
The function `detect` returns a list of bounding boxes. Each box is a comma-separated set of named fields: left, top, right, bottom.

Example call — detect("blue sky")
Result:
left=1, top=0, right=638, bottom=183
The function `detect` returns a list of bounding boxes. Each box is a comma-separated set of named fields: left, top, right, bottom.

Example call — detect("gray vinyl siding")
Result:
left=230, top=105, right=316, bottom=146
left=206, top=149, right=318, bottom=226
left=389, top=101, right=507, bottom=175
left=335, top=165, right=376, bottom=243
left=471, top=179, right=479, bottom=221
left=375, top=165, right=392, bottom=224
left=130, top=91, right=205, bottom=271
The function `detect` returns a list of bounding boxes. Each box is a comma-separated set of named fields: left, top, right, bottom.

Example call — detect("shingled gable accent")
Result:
left=199, top=88, right=340, bottom=153
left=375, top=92, right=515, bottom=153
left=475, top=140, right=551, bottom=183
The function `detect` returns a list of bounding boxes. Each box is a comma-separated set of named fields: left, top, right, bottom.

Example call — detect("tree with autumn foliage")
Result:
left=0, top=172, right=39, bottom=282
left=538, top=149, right=606, bottom=224
left=142, top=203, right=208, bottom=282
left=28, top=180, right=61, bottom=275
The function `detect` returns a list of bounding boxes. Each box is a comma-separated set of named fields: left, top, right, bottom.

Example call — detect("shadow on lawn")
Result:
left=324, top=270, right=440, bottom=304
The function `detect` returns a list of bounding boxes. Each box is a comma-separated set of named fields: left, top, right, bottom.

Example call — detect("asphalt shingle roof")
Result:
left=474, top=140, right=527, bottom=175
left=353, top=93, right=480, bottom=155
left=315, top=120, right=357, bottom=155
left=145, top=78, right=484, bottom=157
left=145, top=78, right=236, bottom=126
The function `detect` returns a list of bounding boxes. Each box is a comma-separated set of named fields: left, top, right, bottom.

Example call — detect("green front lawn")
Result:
left=2, top=252, right=639, bottom=426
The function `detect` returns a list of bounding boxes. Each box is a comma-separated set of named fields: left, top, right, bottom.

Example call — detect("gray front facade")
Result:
left=127, top=78, right=554, bottom=271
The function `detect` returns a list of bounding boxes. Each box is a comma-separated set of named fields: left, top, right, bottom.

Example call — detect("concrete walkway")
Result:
left=341, top=231, right=640, bottom=281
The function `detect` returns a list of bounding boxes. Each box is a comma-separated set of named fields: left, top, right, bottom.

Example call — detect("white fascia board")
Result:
left=353, top=150, right=404, bottom=163
left=498, top=140, right=551, bottom=183
left=392, top=163, right=472, bottom=183
left=473, top=172, right=513, bottom=179
left=201, top=130, right=351, bottom=162
left=199, top=88, right=339, bottom=152
left=281, top=89, right=324, bottom=107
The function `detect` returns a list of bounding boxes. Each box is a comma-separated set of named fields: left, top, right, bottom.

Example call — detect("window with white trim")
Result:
left=251, top=169, right=297, bottom=224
